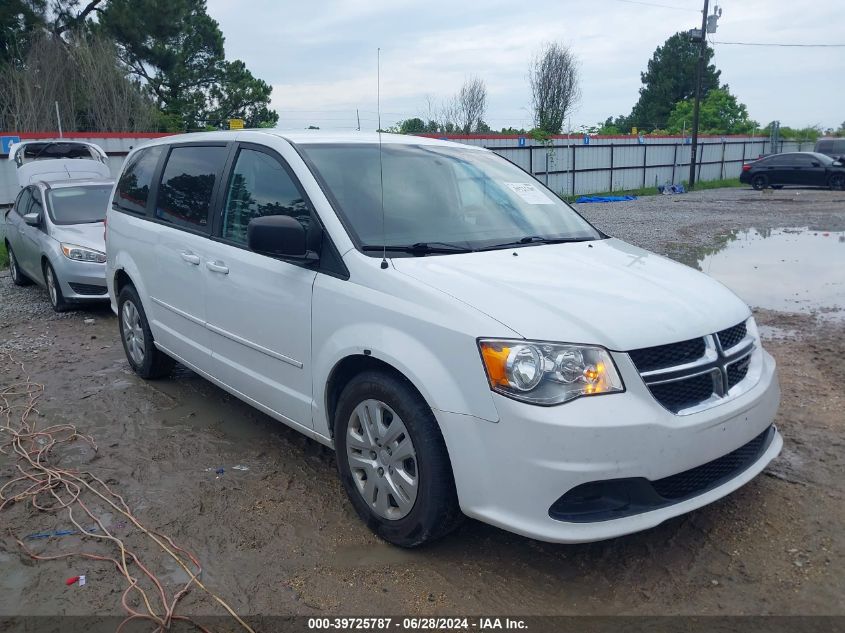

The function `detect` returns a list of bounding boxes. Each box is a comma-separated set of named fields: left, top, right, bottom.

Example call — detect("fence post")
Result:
left=544, top=151, right=549, bottom=187
left=720, top=140, right=726, bottom=180
left=529, top=145, right=533, bottom=176
left=642, top=144, right=648, bottom=189
left=671, top=143, right=678, bottom=184
left=571, top=145, right=576, bottom=196
left=609, top=143, right=614, bottom=192
left=741, top=140, right=746, bottom=168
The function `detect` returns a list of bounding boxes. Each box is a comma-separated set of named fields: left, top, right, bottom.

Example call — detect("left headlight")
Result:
left=61, top=243, right=106, bottom=263
left=478, top=339, right=624, bottom=405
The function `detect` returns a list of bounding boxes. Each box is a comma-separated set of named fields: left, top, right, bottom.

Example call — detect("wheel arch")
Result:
left=324, top=354, right=431, bottom=439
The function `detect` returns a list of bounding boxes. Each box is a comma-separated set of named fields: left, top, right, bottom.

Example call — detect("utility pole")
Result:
left=688, top=0, right=709, bottom=189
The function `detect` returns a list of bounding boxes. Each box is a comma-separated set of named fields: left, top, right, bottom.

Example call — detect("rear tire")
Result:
left=7, top=244, right=32, bottom=286
left=829, top=174, right=845, bottom=191
left=117, top=284, right=175, bottom=379
left=44, top=261, right=69, bottom=312
left=751, top=174, right=769, bottom=190
left=334, top=370, right=463, bottom=547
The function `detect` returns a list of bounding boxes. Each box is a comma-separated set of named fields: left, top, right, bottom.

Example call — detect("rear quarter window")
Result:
left=114, top=145, right=164, bottom=215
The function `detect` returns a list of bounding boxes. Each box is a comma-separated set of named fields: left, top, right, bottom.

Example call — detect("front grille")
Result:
left=630, top=320, right=754, bottom=414
left=717, top=322, right=747, bottom=350
left=652, top=427, right=771, bottom=498
left=648, top=372, right=715, bottom=413
left=629, top=337, right=706, bottom=372
left=727, top=355, right=751, bottom=389
left=68, top=282, right=108, bottom=296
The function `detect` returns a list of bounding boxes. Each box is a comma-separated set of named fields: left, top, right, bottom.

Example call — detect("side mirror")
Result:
left=23, top=212, right=41, bottom=226
left=812, top=162, right=821, bottom=167
left=247, top=215, right=318, bottom=261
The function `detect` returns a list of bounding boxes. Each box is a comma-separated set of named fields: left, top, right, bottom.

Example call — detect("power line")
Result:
left=611, top=0, right=700, bottom=12
left=711, top=40, right=845, bottom=47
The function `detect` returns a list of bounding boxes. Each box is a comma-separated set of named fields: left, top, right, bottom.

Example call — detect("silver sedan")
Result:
left=3, top=179, right=113, bottom=312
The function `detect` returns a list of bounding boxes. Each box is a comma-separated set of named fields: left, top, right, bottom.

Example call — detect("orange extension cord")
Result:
left=0, top=353, right=255, bottom=633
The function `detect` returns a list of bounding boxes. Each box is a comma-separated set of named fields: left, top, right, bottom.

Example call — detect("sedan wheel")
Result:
left=44, top=262, right=69, bottom=312
left=830, top=174, right=845, bottom=191
left=751, top=174, right=768, bottom=190
left=7, top=246, right=31, bottom=286
left=346, top=399, right=419, bottom=520
left=121, top=299, right=146, bottom=366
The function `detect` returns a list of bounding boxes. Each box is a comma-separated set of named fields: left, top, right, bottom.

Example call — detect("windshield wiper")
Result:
left=478, top=236, right=596, bottom=251
left=361, top=242, right=474, bottom=255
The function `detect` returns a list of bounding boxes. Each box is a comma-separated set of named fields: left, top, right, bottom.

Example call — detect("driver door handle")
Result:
left=206, top=260, right=229, bottom=274
left=180, top=251, right=200, bottom=265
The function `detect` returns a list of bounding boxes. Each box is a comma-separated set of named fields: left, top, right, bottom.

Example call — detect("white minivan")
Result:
left=106, top=130, right=781, bottom=547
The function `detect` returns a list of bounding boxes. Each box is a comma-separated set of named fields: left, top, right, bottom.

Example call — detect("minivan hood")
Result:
left=392, top=238, right=750, bottom=351
left=51, top=222, right=105, bottom=253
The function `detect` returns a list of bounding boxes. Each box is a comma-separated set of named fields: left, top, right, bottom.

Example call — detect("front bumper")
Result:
left=53, top=257, right=108, bottom=302
left=435, top=348, right=781, bottom=543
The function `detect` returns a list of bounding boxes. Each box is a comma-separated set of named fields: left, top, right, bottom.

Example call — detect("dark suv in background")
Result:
left=815, top=138, right=845, bottom=161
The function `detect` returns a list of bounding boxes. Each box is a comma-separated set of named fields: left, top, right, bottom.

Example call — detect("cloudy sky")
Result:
left=206, top=0, right=844, bottom=132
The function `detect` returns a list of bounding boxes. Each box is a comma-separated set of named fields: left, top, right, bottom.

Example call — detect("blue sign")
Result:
left=583, top=134, right=590, bottom=145
left=1, top=135, right=21, bottom=154
left=518, top=136, right=526, bottom=147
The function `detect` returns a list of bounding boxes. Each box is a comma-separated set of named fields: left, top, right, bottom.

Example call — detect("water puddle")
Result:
left=697, top=228, right=845, bottom=320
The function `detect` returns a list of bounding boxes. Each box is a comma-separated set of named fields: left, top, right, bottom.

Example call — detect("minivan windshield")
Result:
left=300, top=143, right=602, bottom=254
left=47, top=185, right=112, bottom=225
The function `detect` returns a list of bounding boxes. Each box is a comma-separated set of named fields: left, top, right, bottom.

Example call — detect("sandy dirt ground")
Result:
left=0, top=186, right=843, bottom=623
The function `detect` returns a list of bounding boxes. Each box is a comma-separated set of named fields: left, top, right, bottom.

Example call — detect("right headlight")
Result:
left=478, top=339, right=624, bottom=406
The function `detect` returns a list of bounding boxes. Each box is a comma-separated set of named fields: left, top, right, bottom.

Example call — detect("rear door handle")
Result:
left=206, top=261, right=229, bottom=274
left=180, top=251, right=201, bottom=265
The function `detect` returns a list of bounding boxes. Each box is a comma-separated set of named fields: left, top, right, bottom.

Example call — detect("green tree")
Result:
left=398, top=117, right=427, bottom=134
left=628, top=32, right=720, bottom=132
left=0, top=0, right=47, bottom=64
left=666, top=87, right=757, bottom=135
left=99, top=0, right=277, bottom=129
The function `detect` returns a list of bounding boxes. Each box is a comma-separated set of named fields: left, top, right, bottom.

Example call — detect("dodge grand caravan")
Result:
left=106, top=130, right=781, bottom=547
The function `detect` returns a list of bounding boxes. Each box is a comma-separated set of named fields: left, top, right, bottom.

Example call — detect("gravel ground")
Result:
left=0, top=186, right=844, bottom=624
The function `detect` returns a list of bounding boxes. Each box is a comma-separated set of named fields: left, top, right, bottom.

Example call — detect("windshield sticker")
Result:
left=503, top=182, right=554, bottom=205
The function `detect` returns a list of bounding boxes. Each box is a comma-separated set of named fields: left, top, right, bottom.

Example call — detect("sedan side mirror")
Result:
left=23, top=212, right=41, bottom=226
left=812, top=162, right=821, bottom=167
left=247, top=215, right=318, bottom=262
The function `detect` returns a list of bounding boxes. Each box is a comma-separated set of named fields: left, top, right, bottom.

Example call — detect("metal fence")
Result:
left=466, top=137, right=812, bottom=197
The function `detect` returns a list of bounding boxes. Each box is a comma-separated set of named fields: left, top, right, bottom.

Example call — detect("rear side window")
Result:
left=114, top=145, right=163, bottom=214
left=156, top=146, right=227, bottom=231
left=221, top=148, right=311, bottom=245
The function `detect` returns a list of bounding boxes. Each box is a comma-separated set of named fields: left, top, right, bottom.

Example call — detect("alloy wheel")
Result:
left=9, top=250, right=19, bottom=282
left=121, top=300, right=146, bottom=365
left=46, top=266, right=58, bottom=307
left=346, top=399, right=419, bottom=520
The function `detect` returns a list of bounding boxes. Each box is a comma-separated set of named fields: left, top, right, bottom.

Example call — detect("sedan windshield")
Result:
left=47, top=185, right=112, bottom=225
left=300, top=143, right=601, bottom=254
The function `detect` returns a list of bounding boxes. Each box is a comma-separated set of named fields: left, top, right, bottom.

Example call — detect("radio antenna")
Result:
left=377, top=47, right=388, bottom=270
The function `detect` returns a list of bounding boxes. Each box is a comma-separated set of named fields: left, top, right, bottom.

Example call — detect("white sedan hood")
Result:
left=51, top=222, right=105, bottom=253
left=392, top=238, right=750, bottom=351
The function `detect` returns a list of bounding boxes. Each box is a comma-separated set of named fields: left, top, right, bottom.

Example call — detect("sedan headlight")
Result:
left=61, top=243, right=106, bottom=263
left=478, top=339, right=624, bottom=405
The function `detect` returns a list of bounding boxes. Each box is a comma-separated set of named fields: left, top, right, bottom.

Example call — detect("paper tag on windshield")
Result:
left=504, top=182, right=553, bottom=205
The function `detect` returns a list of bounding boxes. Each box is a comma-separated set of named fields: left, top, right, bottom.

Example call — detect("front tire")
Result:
left=751, top=174, right=769, bottom=190
left=334, top=370, right=462, bottom=547
left=829, top=174, right=845, bottom=191
left=7, top=244, right=32, bottom=286
left=44, top=261, right=69, bottom=312
left=117, top=284, right=175, bottom=379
